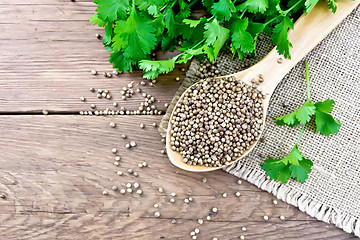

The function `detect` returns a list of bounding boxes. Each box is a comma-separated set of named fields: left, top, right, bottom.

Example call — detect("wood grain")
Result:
left=0, top=0, right=186, bottom=113
left=0, top=115, right=355, bottom=239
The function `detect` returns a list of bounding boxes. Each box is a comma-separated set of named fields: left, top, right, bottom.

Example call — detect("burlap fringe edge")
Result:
left=158, top=58, right=360, bottom=238
left=225, top=163, right=360, bottom=237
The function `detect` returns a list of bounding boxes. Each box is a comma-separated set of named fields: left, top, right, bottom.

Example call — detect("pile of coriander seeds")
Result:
left=170, top=76, right=265, bottom=167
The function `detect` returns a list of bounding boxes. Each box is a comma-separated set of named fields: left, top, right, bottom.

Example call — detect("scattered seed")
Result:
left=0, top=194, right=6, bottom=199
left=192, top=236, right=197, bottom=240
left=213, top=238, right=218, bottom=240
left=160, top=149, right=165, bottom=155
left=161, top=138, right=166, bottom=143
left=194, top=228, right=200, bottom=234
left=197, top=219, right=204, bottom=225
left=139, top=123, right=145, bottom=128
left=235, top=192, right=241, bottom=197
left=136, top=189, right=143, bottom=195
left=127, top=188, right=133, bottom=193
left=222, top=193, right=228, bottom=198
left=190, top=231, right=196, bottom=236
left=277, top=58, right=283, bottom=64
left=133, top=182, right=140, bottom=188
left=154, top=203, right=159, bottom=208
left=90, top=104, right=96, bottom=109
left=175, top=77, right=180, bottom=81
left=171, top=219, right=177, bottom=224
left=80, top=96, right=86, bottom=102
left=152, top=122, right=157, bottom=127
left=112, top=186, right=118, bottom=191
left=102, top=190, right=108, bottom=195
left=120, top=189, right=126, bottom=194
left=212, top=207, right=218, bottom=213
left=206, top=216, right=211, bottom=221
left=113, top=161, right=119, bottom=166
left=263, top=215, right=269, bottom=220
left=125, top=183, right=132, bottom=188
left=202, top=177, right=207, bottom=183
left=280, top=215, right=285, bottom=220
left=170, top=192, right=176, bottom=197
left=130, top=141, right=136, bottom=147
left=181, top=68, right=185, bottom=72
left=116, top=171, right=123, bottom=176
left=266, top=176, right=271, bottom=180
left=240, top=235, right=245, bottom=240
left=115, top=156, right=121, bottom=161
left=121, top=134, right=127, bottom=139
left=237, top=180, right=242, bottom=185
left=154, top=211, right=161, bottom=217
left=164, top=103, right=169, bottom=108
left=158, top=188, right=164, bottom=193
left=42, top=109, right=49, bottom=115
left=112, top=148, right=117, bottom=154
left=125, top=143, right=131, bottom=148
left=110, top=122, right=116, bottom=128
left=140, top=81, right=146, bottom=86
left=273, top=200, right=278, bottom=205
left=184, top=198, right=189, bottom=204
left=138, top=163, right=143, bottom=168
left=113, top=101, right=118, bottom=107
left=170, top=198, right=175, bottom=203
left=91, top=70, right=97, bottom=75
left=142, top=161, right=147, bottom=167
left=242, top=227, right=247, bottom=231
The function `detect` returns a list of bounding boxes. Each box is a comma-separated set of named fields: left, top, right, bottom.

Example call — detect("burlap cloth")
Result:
left=159, top=6, right=360, bottom=237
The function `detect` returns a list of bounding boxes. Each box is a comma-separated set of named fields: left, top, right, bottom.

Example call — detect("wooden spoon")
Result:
left=166, top=0, right=360, bottom=172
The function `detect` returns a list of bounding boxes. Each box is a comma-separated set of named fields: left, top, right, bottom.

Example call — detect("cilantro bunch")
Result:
left=262, top=61, right=341, bottom=183
left=90, top=0, right=338, bottom=79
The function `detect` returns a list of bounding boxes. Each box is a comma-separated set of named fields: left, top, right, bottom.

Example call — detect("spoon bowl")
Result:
left=166, top=0, right=359, bottom=172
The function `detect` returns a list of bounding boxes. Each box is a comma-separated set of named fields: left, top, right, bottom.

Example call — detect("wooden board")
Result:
left=0, top=0, right=186, bottom=113
left=0, top=115, right=355, bottom=239
left=0, top=0, right=356, bottom=239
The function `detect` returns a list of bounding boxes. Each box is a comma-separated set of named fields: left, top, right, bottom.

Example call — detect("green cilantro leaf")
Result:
left=272, top=16, right=294, bottom=59
left=204, top=19, right=230, bottom=59
left=229, top=17, right=254, bottom=59
left=305, top=0, right=319, bottom=13
left=211, top=0, right=236, bottom=21
left=262, top=159, right=291, bottom=183
left=274, top=101, right=316, bottom=126
left=90, top=15, right=107, bottom=27
left=183, top=19, right=202, bottom=28
left=94, top=0, right=129, bottom=22
left=139, top=58, right=176, bottom=79
left=289, top=158, right=313, bottom=183
left=112, top=7, right=157, bottom=62
left=237, top=0, right=269, bottom=14
left=314, top=99, right=341, bottom=136
left=327, top=0, right=337, bottom=13
left=262, top=143, right=313, bottom=183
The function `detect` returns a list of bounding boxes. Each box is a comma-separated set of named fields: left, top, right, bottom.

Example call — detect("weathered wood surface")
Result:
left=0, top=116, right=356, bottom=240
left=0, top=0, right=356, bottom=239
left=0, top=0, right=186, bottom=113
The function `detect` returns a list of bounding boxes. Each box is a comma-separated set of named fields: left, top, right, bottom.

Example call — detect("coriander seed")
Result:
left=235, top=192, right=241, bottom=197
left=241, top=227, right=247, bottom=231
left=263, top=215, right=269, bottom=220
left=112, top=186, right=118, bottom=191
left=153, top=203, right=159, bottom=208
left=102, top=190, right=108, bottom=195
left=116, top=171, right=123, bottom=176
left=154, top=211, right=160, bottom=217
left=133, top=182, right=140, bottom=188
left=110, top=122, right=116, bottom=128
left=273, top=200, right=278, bottom=205
left=120, top=189, right=126, bottom=194
left=130, top=141, right=136, bottom=147
left=113, top=161, right=119, bottom=166
left=170, top=192, right=176, bottom=197
left=115, top=156, right=121, bottom=161
left=91, top=70, right=97, bottom=75
left=280, top=215, right=285, bottom=220
left=170, top=198, right=175, bottom=203
left=127, top=188, right=132, bottom=193
left=122, top=134, right=127, bottom=139
left=197, top=219, right=203, bottom=224
left=194, top=228, right=200, bottom=234
left=184, top=198, right=189, bottom=204
left=112, top=148, right=117, bottom=154
left=136, top=189, right=143, bottom=195
left=237, top=180, right=242, bottom=185
left=222, top=193, right=227, bottom=198
left=158, top=187, right=164, bottom=193
left=139, top=123, right=145, bottom=128
left=171, top=219, right=177, bottom=224
left=212, top=207, right=218, bottom=213
left=206, top=216, right=211, bottom=221
left=240, top=235, right=245, bottom=240
left=188, top=196, right=193, bottom=202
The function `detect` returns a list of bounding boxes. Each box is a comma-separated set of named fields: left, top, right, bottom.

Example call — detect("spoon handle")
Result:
left=235, top=0, right=360, bottom=94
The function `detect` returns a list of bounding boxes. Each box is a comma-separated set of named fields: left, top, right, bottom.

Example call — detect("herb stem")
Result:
left=304, top=60, right=311, bottom=101
left=296, top=125, right=305, bottom=145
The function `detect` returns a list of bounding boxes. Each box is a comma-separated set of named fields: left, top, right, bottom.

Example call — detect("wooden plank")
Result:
left=0, top=115, right=354, bottom=239
left=0, top=1, right=185, bottom=113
